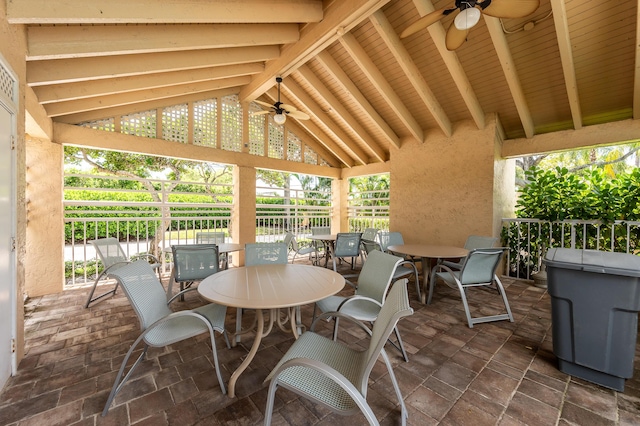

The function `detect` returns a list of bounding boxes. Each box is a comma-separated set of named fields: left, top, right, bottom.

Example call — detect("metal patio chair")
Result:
left=101, top=260, right=229, bottom=416
left=430, top=247, right=514, bottom=327
left=168, top=244, right=219, bottom=301
left=440, top=235, right=499, bottom=271
left=264, top=279, right=414, bottom=425
left=332, top=232, right=363, bottom=287
left=284, top=232, right=319, bottom=264
left=85, top=237, right=159, bottom=308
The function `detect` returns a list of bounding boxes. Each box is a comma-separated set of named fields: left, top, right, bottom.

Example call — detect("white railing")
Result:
left=501, top=218, right=640, bottom=279
left=348, top=188, right=390, bottom=232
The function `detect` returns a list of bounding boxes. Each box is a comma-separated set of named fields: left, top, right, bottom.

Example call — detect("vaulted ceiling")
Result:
left=9, top=0, right=640, bottom=168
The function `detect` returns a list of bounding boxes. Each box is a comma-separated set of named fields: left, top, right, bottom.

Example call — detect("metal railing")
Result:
left=348, top=188, right=390, bottom=233
left=501, top=218, right=640, bottom=279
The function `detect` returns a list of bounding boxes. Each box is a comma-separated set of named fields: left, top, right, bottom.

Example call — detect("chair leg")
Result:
left=235, top=307, right=243, bottom=344
left=494, top=275, right=515, bottom=322
left=393, top=326, right=409, bottom=362
left=85, top=272, right=118, bottom=308
left=380, top=349, right=408, bottom=425
left=208, top=327, right=227, bottom=395
left=264, top=380, right=279, bottom=425
left=102, top=339, right=149, bottom=416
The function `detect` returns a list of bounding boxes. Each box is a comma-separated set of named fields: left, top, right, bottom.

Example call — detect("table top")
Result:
left=198, top=264, right=345, bottom=309
left=308, top=234, right=337, bottom=241
left=387, top=244, right=468, bottom=259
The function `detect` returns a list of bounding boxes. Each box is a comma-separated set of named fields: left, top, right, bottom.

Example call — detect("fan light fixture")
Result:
left=454, top=6, right=481, bottom=30
left=273, top=113, right=286, bottom=125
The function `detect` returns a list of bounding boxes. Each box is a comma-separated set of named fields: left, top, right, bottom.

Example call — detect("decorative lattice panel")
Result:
left=80, top=118, right=115, bottom=132
left=248, top=102, right=265, bottom=156
left=268, top=116, right=284, bottom=159
left=320, top=158, right=330, bottom=167
left=221, top=95, right=242, bottom=152
left=121, top=110, right=157, bottom=138
left=162, top=104, right=188, bottom=143
left=304, top=144, right=318, bottom=165
left=287, top=130, right=302, bottom=162
left=194, top=99, right=217, bottom=147
left=0, top=62, right=16, bottom=104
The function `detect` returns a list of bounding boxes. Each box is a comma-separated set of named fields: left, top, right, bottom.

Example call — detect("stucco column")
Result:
left=331, top=178, right=349, bottom=233
left=232, top=165, right=256, bottom=266
left=25, top=136, right=63, bottom=296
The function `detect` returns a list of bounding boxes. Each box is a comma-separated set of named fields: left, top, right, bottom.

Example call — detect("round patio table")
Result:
left=198, top=263, right=345, bottom=398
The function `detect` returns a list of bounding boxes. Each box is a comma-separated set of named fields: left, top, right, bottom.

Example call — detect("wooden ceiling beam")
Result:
left=35, top=63, right=264, bottom=104
left=409, top=0, right=485, bottom=130
left=27, top=24, right=298, bottom=60
left=276, top=80, right=370, bottom=165
left=45, top=76, right=251, bottom=117
left=315, top=51, right=400, bottom=149
left=370, top=10, right=452, bottom=137
left=550, top=0, right=582, bottom=130
left=295, top=65, right=387, bottom=162
left=339, top=32, right=424, bottom=143
left=8, top=0, right=323, bottom=24
left=239, top=0, right=391, bottom=103
left=484, top=16, right=535, bottom=139
left=27, top=46, right=280, bottom=85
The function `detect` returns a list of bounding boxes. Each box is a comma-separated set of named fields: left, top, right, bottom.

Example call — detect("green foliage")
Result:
left=504, top=167, right=640, bottom=278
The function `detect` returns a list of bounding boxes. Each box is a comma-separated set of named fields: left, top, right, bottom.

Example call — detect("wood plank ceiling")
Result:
left=8, top=0, right=640, bottom=168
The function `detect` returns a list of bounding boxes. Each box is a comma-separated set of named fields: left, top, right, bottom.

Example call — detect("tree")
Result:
left=65, top=146, right=232, bottom=254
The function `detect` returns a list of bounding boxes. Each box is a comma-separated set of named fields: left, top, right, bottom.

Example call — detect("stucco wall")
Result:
left=25, top=136, right=63, bottom=296
left=0, top=2, right=27, bottom=365
left=390, top=115, right=513, bottom=246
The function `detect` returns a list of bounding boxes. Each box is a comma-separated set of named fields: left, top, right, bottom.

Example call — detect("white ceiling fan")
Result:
left=253, top=77, right=310, bottom=124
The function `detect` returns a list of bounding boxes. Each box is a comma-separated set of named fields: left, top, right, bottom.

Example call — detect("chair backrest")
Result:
left=458, top=248, right=506, bottom=285
left=108, top=260, right=172, bottom=330
left=360, top=280, right=413, bottom=390
left=91, top=238, right=129, bottom=268
left=356, top=250, right=403, bottom=302
left=311, top=226, right=331, bottom=236
left=195, top=231, right=226, bottom=244
left=378, top=231, right=404, bottom=252
left=361, top=238, right=382, bottom=256
left=334, top=232, right=362, bottom=257
left=283, top=232, right=295, bottom=250
left=464, top=235, right=499, bottom=250
left=171, top=244, right=219, bottom=282
left=245, top=242, right=289, bottom=266
left=361, top=228, right=378, bottom=242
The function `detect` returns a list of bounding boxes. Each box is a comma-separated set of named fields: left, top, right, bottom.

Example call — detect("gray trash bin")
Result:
left=544, top=248, right=640, bottom=391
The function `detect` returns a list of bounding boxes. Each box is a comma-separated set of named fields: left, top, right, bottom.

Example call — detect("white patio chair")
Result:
left=85, top=237, right=159, bottom=308
left=313, top=250, right=410, bottom=362
left=284, top=232, right=319, bottom=264
left=195, top=231, right=226, bottom=244
left=101, top=260, right=229, bottom=417
left=264, top=279, right=414, bottom=425
left=168, top=244, right=219, bottom=301
left=430, top=247, right=514, bottom=327
left=332, top=232, right=363, bottom=287
left=361, top=238, right=421, bottom=302
left=440, top=235, right=499, bottom=271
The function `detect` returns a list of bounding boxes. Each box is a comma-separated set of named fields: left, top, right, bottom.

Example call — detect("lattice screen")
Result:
left=121, top=110, right=157, bottom=138
left=194, top=99, right=217, bottom=147
left=80, top=118, right=115, bottom=132
left=221, top=95, right=242, bottom=152
left=267, top=116, right=284, bottom=159
left=248, top=102, right=265, bottom=156
left=162, top=104, right=188, bottom=143
left=0, top=62, right=16, bottom=104
left=320, top=158, right=330, bottom=167
left=287, top=130, right=302, bottom=162
left=304, top=145, right=318, bottom=165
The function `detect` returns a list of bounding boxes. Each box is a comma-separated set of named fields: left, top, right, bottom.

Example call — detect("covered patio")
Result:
left=3, top=0, right=640, bottom=424
left=2, top=259, right=639, bottom=425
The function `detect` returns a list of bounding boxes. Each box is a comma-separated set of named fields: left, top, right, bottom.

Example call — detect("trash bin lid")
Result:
left=544, top=248, right=640, bottom=277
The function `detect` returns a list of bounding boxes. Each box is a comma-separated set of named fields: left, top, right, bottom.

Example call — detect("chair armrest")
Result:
left=166, top=286, right=199, bottom=305
left=132, top=253, right=159, bottom=264
left=310, top=311, right=372, bottom=336
left=336, top=295, right=382, bottom=311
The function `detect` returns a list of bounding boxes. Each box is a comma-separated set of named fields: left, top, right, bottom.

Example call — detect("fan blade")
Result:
left=251, top=110, right=271, bottom=116
left=287, top=110, right=310, bottom=120
left=400, top=7, right=448, bottom=38
left=481, top=0, right=540, bottom=19
left=280, top=103, right=298, bottom=112
left=254, top=99, right=275, bottom=109
left=445, top=18, right=469, bottom=51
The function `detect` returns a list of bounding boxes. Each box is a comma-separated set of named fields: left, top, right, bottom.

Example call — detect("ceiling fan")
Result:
left=253, top=77, right=310, bottom=124
left=400, top=0, right=540, bottom=51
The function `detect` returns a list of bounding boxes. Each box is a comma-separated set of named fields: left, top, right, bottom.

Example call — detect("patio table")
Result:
left=387, top=244, right=468, bottom=304
left=198, top=263, right=345, bottom=398
left=308, top=234, right=336, bottom=267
